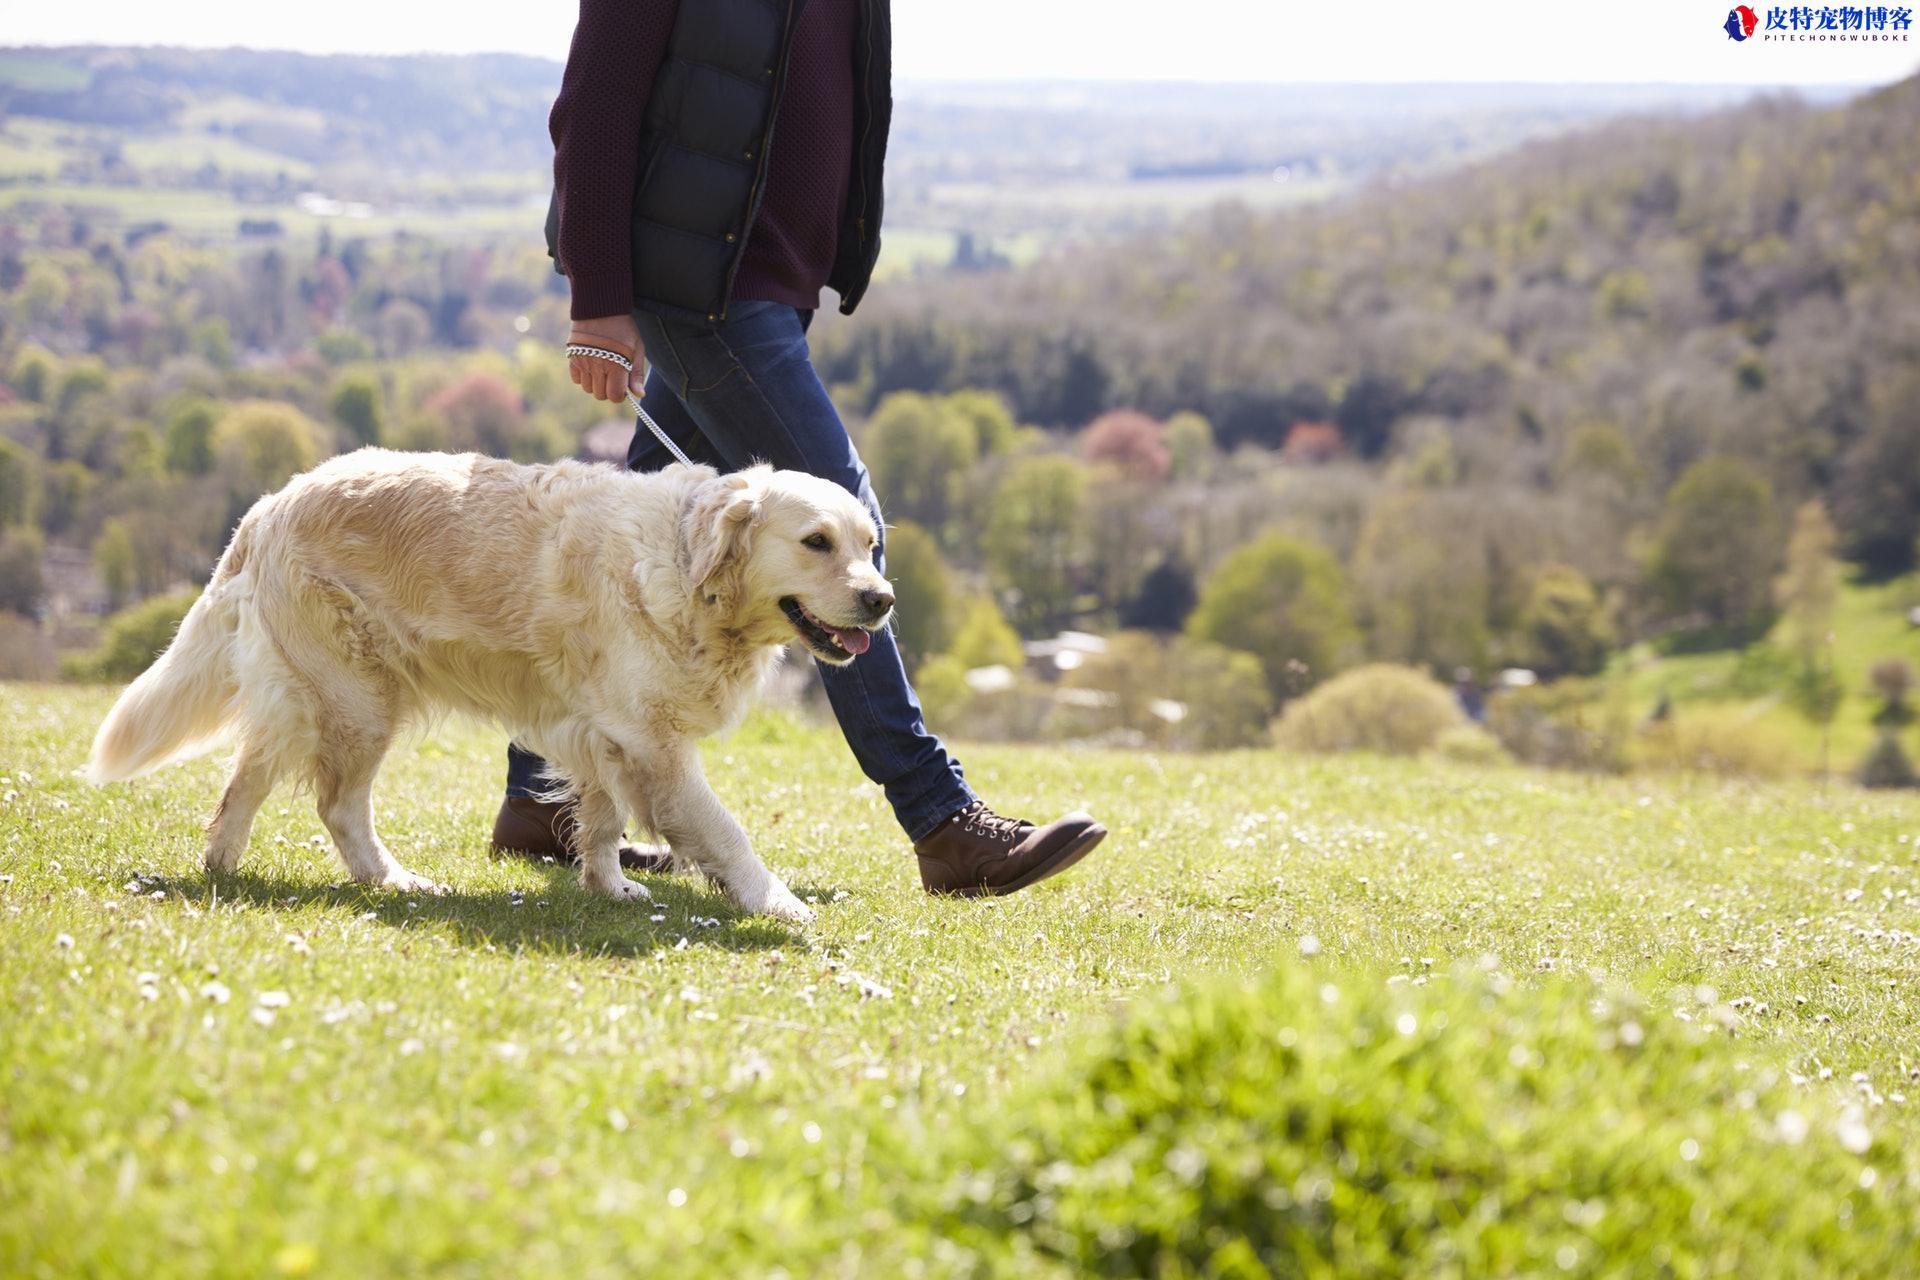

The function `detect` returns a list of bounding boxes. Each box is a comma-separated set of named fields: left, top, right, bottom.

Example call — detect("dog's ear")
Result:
left=684, top=466, right=771, bottom=607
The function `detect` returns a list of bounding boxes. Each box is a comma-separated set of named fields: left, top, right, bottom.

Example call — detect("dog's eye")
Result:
left=801, top=532, right=833, bottom=552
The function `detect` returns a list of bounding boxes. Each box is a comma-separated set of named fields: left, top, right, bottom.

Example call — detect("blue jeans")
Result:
left=505, top=299, right=978, bottom=843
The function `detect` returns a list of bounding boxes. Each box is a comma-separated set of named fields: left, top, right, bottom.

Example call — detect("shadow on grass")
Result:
left=198, top=861, right=802, bottom=958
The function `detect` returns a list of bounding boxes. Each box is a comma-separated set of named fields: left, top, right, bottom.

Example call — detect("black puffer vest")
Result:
left=542, top=0, right=892, bottom=326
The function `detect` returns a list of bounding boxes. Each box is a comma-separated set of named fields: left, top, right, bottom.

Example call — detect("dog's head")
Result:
left=683, top=464, right=893, bottom=666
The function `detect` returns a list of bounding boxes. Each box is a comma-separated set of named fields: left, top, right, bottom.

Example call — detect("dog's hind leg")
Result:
left=204, top=735, right=284, bottom=875
left=534, top=732, right=652, bottom=901
left=573, top=778, right=652, bottom=901
left=313, top=718, right=437, bottom=894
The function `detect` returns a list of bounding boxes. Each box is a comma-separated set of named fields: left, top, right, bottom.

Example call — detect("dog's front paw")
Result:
left=586, top=873, right=653, bottom=902
left=767, top=891, right=816, bottom=927
left=736, top=879, right=814, bottom=927
left=382, top=868, right=443, bottom=895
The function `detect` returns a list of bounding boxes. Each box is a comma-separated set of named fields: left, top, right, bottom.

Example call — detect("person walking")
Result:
left=494, top=0, right=1107, bottom=897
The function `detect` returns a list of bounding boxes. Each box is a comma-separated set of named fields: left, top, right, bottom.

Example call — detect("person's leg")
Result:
left=502, top=364, right=725, bottom=804
left=635, top=300, right=977, bottom=842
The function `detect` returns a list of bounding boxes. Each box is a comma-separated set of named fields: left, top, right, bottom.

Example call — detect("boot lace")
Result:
left=953, top=800, right=1028, bottom=844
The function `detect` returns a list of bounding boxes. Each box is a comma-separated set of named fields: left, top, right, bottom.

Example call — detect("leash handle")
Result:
left=565, top=342, right=694, bottom=468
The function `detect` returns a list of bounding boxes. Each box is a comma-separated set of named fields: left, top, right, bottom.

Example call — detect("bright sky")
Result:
left=7, top=1, right=1917, bottom=86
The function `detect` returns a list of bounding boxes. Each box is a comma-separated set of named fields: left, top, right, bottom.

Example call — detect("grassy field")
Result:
left=3, top=681, right=1918, bottom=1276
left=1614, top=575, right=1920, bottom=775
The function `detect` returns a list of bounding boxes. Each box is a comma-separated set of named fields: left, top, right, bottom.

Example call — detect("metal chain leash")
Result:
left=565, top=342, right=694, bottom=467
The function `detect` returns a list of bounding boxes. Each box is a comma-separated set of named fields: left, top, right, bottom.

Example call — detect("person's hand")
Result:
left=567, top=313, right=647, bottom=404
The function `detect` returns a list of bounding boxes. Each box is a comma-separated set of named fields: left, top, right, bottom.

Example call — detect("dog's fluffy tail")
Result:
left=84, top=583, right=242, bottom=784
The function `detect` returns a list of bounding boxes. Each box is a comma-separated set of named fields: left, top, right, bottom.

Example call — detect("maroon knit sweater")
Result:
left=548, top=0, right=856, bottom=321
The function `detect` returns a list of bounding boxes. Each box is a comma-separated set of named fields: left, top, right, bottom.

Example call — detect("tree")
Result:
left=1080, top=410, right=1170, bottom=483
left=946, top=389, right=1018, bottom=457
left=882, top=520, right=956, bottom=673
left=1161, top=636, right=1272, bottom=749
left=1121, top=558, right=1197, bottom=633
left=0, top=439, right=36, bottom=528
left=191, top=316, right=233, bottom=367
left=1520, top=564, right=1614, bottom=679
left=1080, top=476, right=1162, bottom=619
left=1832, top=370, right=1920, bottom=579
left=1186, top=531, right=1358, bottom=701
left=1281, top=421, right=1347, bottom=466
left=1163, top=411, right=1217, bottom=481
left=330, top=372, right=385, bottom=447
left=214, top=399, right=329, bottom=493
left=1645, top=455, right=1780, bottom=641
left=50, top=358, right=111, bottom=460
left=1773, top=500, right=1844, bottom=774
left=9, top=345, right=55, bottom=403
left=1773, top=501, right=1841, bottom=664
left=38, top=461, right=92, bottom=537
left=373, top=299, right=431, bottom=359
left=1855, top=732, right=1916, bottom=790
left=0, top=530, right=45, bottom=618
left=422, top=372, right=541, bottom=459
left=1351, top=491, right=1492, bottom=676
left=981, top=454, right=1087, bottom=634
left=1869, top=659, right=1914, bottom=729
left=1557, top=421, right=1644, bottom=490
left=947, top=594, right=1025, bottom=670
left=862, top=392, right=977, bottom=539
left=163, top=399, right=218, bottom=475
left=1334, top=371, right=1405, bottom=460
left=93, top=519, right=136, bottom=611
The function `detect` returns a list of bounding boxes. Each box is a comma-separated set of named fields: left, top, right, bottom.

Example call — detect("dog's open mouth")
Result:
left=780, top=596, right=874, bottom=660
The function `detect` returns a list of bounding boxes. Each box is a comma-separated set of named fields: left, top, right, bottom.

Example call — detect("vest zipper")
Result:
left=854, top=0, right=874, bottom=247
left=716, top=0, right=798, bottom=323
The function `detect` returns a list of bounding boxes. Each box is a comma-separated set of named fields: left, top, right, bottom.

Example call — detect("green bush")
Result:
left=1429, top=722, right=1511, bottom=766
left=1635, top=706, right=1804, bottom=779
left=61, top=589, right=199, bottom=682
left=937, top=962, right=1920, bottom=1277
left=1052, top=631, right=1271, bottom=750
left=912, top=652, right=975, bottom=730
left=947, top=593, right=1025, bottom=670
left=1272, top=662, right=1464, bottom=755
left=1486, top=678, right=1633, bottom=772
left=1856, top=731, right=1917, bottom=789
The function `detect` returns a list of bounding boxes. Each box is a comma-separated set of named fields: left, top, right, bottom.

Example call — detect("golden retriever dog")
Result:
left=82, top=448, right=899, bottom=925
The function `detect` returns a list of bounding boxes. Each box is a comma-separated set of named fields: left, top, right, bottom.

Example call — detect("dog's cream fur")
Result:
left=83, top=448, right=896, bottom=925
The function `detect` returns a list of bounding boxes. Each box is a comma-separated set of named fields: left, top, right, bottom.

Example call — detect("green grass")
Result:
left=0, top=117, right=318, bottom=185
left=3, top=682, right=1918, bottom=1275
left=117, top=132, right=318, bottom=181
left=0, top=183, right=545, bottom=245
left=1615, top=575, right=1920, bottom=772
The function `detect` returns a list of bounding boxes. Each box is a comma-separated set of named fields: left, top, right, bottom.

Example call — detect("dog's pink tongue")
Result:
left=829, top=625, right=871, bottom=656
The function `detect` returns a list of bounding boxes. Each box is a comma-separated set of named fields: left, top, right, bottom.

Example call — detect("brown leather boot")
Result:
left=489, top=796, right=673, bottom=874
left=914, top=799, right=1106, bottom=897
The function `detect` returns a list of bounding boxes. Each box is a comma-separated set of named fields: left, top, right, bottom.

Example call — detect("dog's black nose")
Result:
left=860, top=587, right=894, bottom=616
